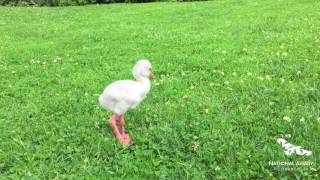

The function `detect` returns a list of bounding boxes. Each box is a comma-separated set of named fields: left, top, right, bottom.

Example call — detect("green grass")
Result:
left=1, top=0, right=320, bottom=178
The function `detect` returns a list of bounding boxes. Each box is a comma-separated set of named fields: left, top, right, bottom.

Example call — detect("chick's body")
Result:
left=99, top=79, right=150, bottom=115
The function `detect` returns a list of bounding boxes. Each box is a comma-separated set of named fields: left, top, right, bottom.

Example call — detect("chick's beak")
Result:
left=149, top=71, right=154, bottom=80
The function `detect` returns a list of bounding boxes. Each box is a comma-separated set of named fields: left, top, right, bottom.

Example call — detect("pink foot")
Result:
left=115, top=135, right=130, bottom=145
left=113, top=132, right=129, bottom=145
left=115, top=134, right=122, bottom=141
left=122, top=134, right=131, bottom=144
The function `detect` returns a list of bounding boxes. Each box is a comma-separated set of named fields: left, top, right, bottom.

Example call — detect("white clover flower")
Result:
left=280, top=78, right=285, bottom=83
left=300, top=117, right=305, bottom=122
left=95, top=122, right=100, bottom=128
left=283, top=116, right=291, bottom=122
left=193, top=142, right=199, bottom=151
left=205, top=109, right=209, bottom=114
left=257, top=76, right=264, bottom=80
left=265, top=75, right=272, bottom=80
left=53, top=59, right=58, bottom=63
left=84, top=158, right=89, bottom=164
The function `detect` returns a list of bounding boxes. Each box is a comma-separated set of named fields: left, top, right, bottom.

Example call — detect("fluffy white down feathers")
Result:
left=99, top=60, right=152, bottom=115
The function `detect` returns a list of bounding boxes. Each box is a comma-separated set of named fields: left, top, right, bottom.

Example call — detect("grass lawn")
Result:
left=0, top=0, right=319, bottom=178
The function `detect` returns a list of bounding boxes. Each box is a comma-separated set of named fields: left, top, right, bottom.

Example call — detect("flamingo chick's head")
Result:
left=133, top=59, right=153, bottom=80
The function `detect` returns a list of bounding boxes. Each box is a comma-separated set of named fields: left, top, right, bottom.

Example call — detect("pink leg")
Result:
left=108, top=113, right=122, bottom=142
left=118, top=115, right=131, bottom=144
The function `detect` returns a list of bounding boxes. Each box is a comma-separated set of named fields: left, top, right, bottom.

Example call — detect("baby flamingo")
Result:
left=99, top=59, right=153, bottom=144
